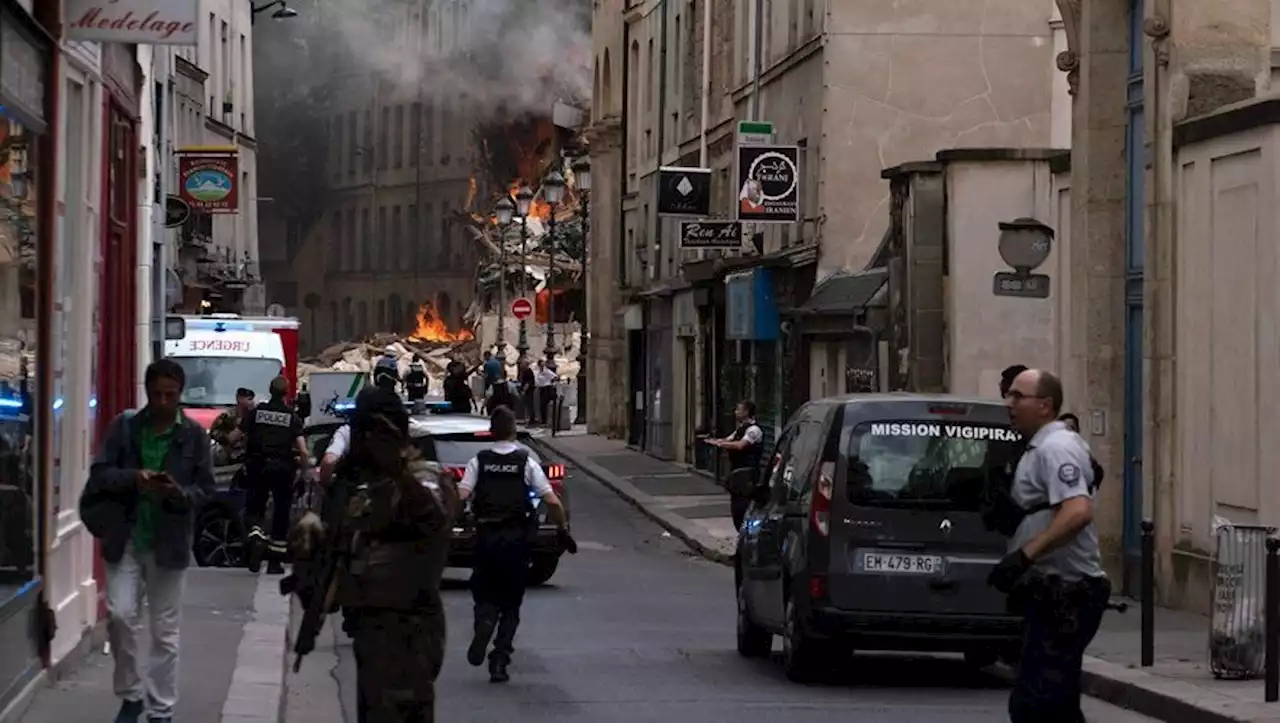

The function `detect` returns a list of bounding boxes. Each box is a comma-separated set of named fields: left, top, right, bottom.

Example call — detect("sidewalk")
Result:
left=536, top=433, right=1280, bottom=723
left=18, top=568, right=288, bottom=723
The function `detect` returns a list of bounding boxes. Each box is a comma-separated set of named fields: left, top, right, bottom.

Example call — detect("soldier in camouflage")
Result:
left=209, top=388, right=255, bottom=466
left=334, top=387, right=458, bottom=722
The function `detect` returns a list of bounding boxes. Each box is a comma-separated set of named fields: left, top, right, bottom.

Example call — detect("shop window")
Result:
left=0, top=114, right=40, bottom=607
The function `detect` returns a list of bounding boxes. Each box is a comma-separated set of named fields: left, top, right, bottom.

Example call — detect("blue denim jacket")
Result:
left=81, top=408, right=215, bottom=569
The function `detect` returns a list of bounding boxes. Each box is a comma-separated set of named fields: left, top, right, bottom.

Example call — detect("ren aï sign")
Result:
left=66, top=0, right=198, bottom=45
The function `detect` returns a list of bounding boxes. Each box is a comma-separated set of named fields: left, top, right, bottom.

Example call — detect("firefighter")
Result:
left=241, top=376, right=311, bottom=574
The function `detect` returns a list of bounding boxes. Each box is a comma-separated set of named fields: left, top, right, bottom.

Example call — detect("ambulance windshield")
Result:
left=174, top=357, right=282, bottom=406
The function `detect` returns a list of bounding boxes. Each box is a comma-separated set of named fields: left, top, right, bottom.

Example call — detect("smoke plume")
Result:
left=256, top=0, right=592, bottom=116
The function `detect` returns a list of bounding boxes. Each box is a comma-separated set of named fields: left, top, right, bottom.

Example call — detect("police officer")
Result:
left=703, top=399, right=764, bottom=530
left=330, top=387, right=457, bottom=723
left=210, top=387, right=255, bottom=465
left=458, top=406, right=574, bottom=683
left=241, top=376, right=311, bottom=574
left=374, top=354, right=401, bottom=394
left=987, top=368, right=1111, bottom=723
left=406, top=360, right=428, bottom=403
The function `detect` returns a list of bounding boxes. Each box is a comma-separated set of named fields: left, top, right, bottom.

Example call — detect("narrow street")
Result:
left=284, top=458, right=1158, bottom=723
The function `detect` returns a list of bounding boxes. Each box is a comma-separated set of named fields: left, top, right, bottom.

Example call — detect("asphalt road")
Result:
left=284, top=461, right=1159, bottom=723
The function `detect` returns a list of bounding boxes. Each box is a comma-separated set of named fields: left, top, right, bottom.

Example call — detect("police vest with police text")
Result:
left=245, top=399, right=298, bottom=464
left=472, top=449, right=533, bottom=525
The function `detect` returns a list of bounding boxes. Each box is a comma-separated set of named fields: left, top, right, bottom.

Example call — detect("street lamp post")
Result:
left=515, top=186, right=533, bottom=359
left=542, top=170, right=566, bottom=357
left=571, top=156, right=592, bottom=425
left=249, top=0, right=297, bottom=22
left=493, top=197, right=515, bottom=364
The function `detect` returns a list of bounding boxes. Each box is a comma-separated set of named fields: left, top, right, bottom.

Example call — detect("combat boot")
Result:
left=113, top=699, right=143, bottom=723
left=468, top=614, right=497, bottom=667
left=245, top=527, right=266, bottom=573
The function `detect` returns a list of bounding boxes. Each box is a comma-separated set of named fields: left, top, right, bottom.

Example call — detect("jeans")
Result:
left=107, top=541, right=186, bottom=717
left=1009, top=575, right=1111, bottom=723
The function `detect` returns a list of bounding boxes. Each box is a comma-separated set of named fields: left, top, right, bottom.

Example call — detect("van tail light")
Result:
left=811, top=461, right=834, bottom=537
left=545, top=464, right=566, bottom=496
left=443, top=465, right=467, bottom=480
left=809, top=574, right=827, bottom=600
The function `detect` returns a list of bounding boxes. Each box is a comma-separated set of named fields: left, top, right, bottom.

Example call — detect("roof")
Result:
left=791, top=268, right=888, bottom=316
left=408, top=414, right=491, bottom=437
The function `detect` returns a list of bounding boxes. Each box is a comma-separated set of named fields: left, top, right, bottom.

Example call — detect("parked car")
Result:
left=735, top=393, right=1023, bottom=681
left=298, top=407, right=570, bottom=585
left=191, top=459, right=248, bottom=568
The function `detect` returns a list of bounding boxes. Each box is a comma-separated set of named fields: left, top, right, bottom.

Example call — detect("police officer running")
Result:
left=374, top=353, right=401, bottom=395
left=458, top=406, right=575, bottom=683
left=703, top=399, right=764, bottom=530
left=242, top=376, right=311, bottom=574
left=987, top=368, right=1110, bottom=723
left=405, top=360, right=428, bottom=404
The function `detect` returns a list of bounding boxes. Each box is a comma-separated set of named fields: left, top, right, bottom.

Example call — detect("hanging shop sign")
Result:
left=736, top=145, right=799, bottom=223
left=177, top=149, right=239, bottom=214
left=680, top=220, right=742, bottom=249
left=656, top=166, right=711, bottom=217
left=66, top=0, right=199, bottom=45
left=164, top=194, right=191, bottom=228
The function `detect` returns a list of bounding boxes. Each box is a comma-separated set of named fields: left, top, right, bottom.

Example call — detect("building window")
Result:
left=378, top=105, right=390, bottom=171
left=329, top=301, right=339, bottom=342
left=389, top=293, right=403, bottom=332
left=420, top=203, right=433, bottom=270
left=393, top=105, right=404, bottom=169
left=360, top=208, right=371, bottom=270
left=331, top=114, right=342, bottom=182
left=374, top=206, right=386, bottom=271
left=347, top=111, right=357, bottom=180
left=391, top=205, right=402, bottom=270
left=377, top=299, right=386, bottom=330
left=344, top=209, right=355, bottom=271
left=330, top=211, right=341, bottom=271
left=363, top=109, right=373, bottom=175
left=357, top=300, right=368, bottom=337
left=408, top=204, right=419, bottom=267
left=343, top=298, right=354, bottom=338
left=409, top=103, right=420, bottom=167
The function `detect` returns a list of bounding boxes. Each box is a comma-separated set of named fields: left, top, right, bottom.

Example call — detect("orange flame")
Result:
left=465, top=177, right=477, bottom=210
left=409, top=302, right=475, bottom=343
left=508, top=181, right=552, bottom=222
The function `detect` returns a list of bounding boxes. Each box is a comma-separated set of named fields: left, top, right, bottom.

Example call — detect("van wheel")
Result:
left=192, top=509, right=244, bottom=568
left=782, top=598, right=828, bottom=682
left=736, top=581, right=772, bottom=658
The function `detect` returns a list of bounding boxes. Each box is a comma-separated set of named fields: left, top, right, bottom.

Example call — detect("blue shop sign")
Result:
left=725, top=268, right=779, bottom=341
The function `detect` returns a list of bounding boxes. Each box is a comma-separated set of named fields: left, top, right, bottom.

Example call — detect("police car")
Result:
left=304, top=398, right=570, bottom=585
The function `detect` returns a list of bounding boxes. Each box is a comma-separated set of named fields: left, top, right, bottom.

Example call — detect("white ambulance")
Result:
left=163, top=314, right=301, bottom=429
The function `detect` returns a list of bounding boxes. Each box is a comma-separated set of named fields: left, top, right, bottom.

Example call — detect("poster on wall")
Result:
left=177, top=149, right=239, bottom=214
left=735, top=145, right=799, bottom=223
left=65, top=0, right=199, bottom=45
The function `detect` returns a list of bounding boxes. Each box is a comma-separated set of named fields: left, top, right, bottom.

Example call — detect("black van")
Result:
left=735, top=393, right=1024, bottom=681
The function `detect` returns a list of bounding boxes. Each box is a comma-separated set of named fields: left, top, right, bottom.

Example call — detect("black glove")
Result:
left=987, top=549, right=1032, bottom=593
left=558, top=528, right=578, bottom=555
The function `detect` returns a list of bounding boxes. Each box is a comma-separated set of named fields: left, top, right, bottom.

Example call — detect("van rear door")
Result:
left=826, top=400, right=1019, bottom=616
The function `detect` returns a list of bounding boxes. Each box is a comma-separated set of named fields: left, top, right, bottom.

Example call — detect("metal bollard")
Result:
left=1140, top=519, right=1155, bottom=667
left=1266, top=536, right=1280, bottom=702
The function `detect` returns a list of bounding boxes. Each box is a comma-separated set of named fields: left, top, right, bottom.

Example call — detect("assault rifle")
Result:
left=280, top=477, right=354, bottom=672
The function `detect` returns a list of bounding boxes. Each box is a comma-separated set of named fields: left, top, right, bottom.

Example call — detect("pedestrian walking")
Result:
left=329, top=387, right=458, bottom=722
left=534, top=359, right=556, bottom=426
left=988, top=368, right=1110, bottom=723
left=79, top=359, right=215, bottom=723
left=458, top=406, right=575, bottom=682
left=241, top=376, right=311, bottom=574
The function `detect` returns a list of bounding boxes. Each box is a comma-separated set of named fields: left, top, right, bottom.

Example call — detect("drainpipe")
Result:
left=152, top=51, right=171, bottom=362
left=655, top=0, right=669, bottom=278
left=620, top=15, right=631, bottom=283
left=1143, top=2, right=1172, bottom=604
left=751, top=0, right=763, bottom=119
left=697, top=0, right=711, bottom=266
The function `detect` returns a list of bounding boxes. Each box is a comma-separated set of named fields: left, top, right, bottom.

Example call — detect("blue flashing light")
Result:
left=185, top=319, right=255, bottom=333
left=0, top=398, right=23, bottom=409
left=89, top=396, right=98, bottom=409
left=53, top=397, right=63, bottom=411
left=332, top=401, right=356, bottom=413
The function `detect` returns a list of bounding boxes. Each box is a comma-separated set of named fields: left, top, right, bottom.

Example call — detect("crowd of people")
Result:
left=442, top=349, right=566, bottom=424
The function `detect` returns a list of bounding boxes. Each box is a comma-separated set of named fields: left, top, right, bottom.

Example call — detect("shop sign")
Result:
left=725, top=268, right=780, bottom=341
left=736, top=145, right=799, bottom=223
left=177, top=150, right=239, bottom=214
left=164, top=194, right=190, bottom=228
left=66, top=0, right=198, bottom=45
left=656, top=166, right=711, bottom=217
left=680, top=220, right=741, bottom=249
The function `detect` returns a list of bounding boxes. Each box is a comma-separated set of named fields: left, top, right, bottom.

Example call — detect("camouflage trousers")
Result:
left=349, top=609, right=446, bottom=723
left=1009, top=575, right=1111, bottom=723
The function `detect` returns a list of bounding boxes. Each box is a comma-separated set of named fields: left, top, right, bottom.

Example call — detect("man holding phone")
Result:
left=81, top=359, right=215, bottom=723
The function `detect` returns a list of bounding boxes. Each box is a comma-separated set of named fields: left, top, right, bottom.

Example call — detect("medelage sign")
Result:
left=66, top=0, right=198, bottom=45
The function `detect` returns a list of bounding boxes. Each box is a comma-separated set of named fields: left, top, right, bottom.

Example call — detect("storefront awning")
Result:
left=789, top=268, right=888, bottom=317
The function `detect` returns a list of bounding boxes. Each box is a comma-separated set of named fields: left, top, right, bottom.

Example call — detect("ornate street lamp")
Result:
left=542, top=170, right=565, bottom=357
left=515, top=186, right=534, bottom=359
left=493, top=196, right=515, bottom=363
left=250, top=0, right=297, bottom=22
left=571, top=156, right=591, bottom=425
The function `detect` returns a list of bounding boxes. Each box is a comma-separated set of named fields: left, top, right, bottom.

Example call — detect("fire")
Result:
left=508, top=181, right=552, bottom=222
left=409, top=302, right=475, bottom=343
left=465, top=176, right=477, bottom=210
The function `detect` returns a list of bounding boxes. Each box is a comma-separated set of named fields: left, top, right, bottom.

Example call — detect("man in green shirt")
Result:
left=81, top=359, right=215, bottom=723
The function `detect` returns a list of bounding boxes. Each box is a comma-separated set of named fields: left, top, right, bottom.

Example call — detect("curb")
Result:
left=531, top=437, right=736, bottom=566
left=221, top=573, right=290, bottom=723
left=992, top=656, right=1265, bottom=723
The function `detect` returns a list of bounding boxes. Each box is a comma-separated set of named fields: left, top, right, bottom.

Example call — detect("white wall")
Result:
left=47, top=40, right=105, bottom=666
left=945, top=160, right=1062, bottom=398
left=137, top=46, right=157, bottom=401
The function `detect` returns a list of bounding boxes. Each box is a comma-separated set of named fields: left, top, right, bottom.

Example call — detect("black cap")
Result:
left=236, top=387, right=255, bottom=398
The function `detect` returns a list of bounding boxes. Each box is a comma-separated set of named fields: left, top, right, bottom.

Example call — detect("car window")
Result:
left=426, top=434, right=542, bottom=468
left=784, top=419, right=824, bottom=502
left=844, top=420, right=1020, bottom=510
left=762, top=426, right=797, bottom=496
